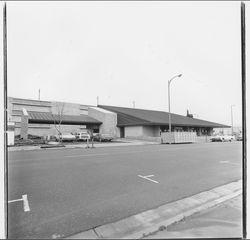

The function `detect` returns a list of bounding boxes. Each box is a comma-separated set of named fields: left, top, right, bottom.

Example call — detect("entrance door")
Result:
left=120, top=127, right=125, bottom=138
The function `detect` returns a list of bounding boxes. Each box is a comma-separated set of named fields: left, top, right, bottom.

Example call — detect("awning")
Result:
left=28, top=111, right=102, bottom=125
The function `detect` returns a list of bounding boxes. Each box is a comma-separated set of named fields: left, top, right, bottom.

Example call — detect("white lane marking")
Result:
left=22, top=194, right=30, bottom=212
left=8, top=198, right=23, bottom=203
left=8, top=194, right=30, bottom=212
left=66, top=153, right=110, bottom=158
left=138, top=175, right=159, bottom=184
left=220, top=161, right=240, bottom=166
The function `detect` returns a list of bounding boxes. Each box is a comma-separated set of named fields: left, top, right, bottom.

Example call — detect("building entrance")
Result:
left=120, top=127, right=125, bottom=138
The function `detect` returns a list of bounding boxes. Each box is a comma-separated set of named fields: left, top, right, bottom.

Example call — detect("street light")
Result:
left=168, top=74, right=182, bottom=137
left=231, top=105, right=235, bottom=135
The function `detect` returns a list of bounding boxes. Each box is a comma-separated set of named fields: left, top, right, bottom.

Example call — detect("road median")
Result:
left=66, top=179, right=242, bottom=239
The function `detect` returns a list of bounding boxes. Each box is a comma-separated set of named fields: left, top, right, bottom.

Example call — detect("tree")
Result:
left=52, top=103, right=65, bottom=142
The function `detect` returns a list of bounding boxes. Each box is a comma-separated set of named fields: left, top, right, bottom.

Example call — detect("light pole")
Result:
left=168, top=74, right=182, bottom=135
left=231, top=105, right=235, bottom=135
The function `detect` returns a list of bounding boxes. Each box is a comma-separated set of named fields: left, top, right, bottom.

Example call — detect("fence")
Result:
left=161, top=132, right=197, bottom=144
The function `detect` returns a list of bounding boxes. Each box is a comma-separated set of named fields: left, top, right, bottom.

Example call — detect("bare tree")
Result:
left=52, top=103, right=65, bottom=142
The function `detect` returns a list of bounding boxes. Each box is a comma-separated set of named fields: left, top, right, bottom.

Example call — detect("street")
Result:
left=7, top=142, right=242, bottom=239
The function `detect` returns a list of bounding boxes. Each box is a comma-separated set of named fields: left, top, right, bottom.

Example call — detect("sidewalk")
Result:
left=143, top=194, right=242, bottom=239
left=8, top=138, right=159, bottom=152
left=66, top=180, right=242, bottom=239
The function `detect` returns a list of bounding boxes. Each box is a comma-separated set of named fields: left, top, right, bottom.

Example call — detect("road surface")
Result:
left=7, top=142, right=242, bottom=238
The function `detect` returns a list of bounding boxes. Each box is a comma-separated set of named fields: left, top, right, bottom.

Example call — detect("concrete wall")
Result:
left=125, top=126, right=160, bottom=138
left=125, top=126, right=143, bottom=137
left=88, top=107, right=119, bottom=137
left=27, top=124, right=84, bottom=137
left=51, top=101, right=82, bottom=116
left=142, top=126, right=160, bottom=137
left=8, top=97, right=92, bottom=136
left=20, top=109, right=29, bottom=139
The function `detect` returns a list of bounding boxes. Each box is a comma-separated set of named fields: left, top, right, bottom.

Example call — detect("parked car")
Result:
left=210, top=135, right=235, bottom=142
left=56, top=133, right=76, bottom=142
left=93, top=133, right=113, bottom=142
left=236, top=135, right=243, bottom=141
left=74, top=132, right=90, bottom=141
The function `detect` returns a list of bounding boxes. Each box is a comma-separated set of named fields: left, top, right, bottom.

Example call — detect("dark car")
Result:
left=93, top=133, right=113, bottom=142
left=236, top=135, right=243, bottom=141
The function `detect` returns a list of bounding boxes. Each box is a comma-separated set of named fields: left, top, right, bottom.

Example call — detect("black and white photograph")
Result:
left=2, top=1, right=248, bottom=239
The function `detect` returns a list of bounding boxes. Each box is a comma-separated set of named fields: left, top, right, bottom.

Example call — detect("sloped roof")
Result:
left=98, top=105, right=229, bottom=128
left=28, top=111, right=102, bottom=125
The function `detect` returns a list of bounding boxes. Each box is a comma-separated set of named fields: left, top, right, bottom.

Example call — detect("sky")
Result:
left=6, top=1, right=243, bottom=126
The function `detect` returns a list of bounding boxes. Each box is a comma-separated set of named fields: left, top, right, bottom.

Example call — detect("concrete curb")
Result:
left=66, top=180, right=242, bottom=239
left=8, top=141, right=159, bottom=152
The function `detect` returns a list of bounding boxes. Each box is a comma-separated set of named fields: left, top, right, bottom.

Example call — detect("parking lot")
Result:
left=8, top=141, right=242, bottom=238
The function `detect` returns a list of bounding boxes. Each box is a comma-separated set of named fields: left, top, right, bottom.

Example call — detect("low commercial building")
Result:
left=97, top=105, right=229, bottom=139
left=7, top=97, right=230, bottom=140
left=7, top=97, right=101, bottom=138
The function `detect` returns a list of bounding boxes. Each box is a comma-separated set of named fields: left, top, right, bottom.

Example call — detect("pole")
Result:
left=97, top=96, right=99, bottom=106
left=241, top=2, right=246, bottom=238
left=167, top=74, right=182, bottom=143
left=168, top=81, right=171, bottom=133
left=38, top=89, right=40, bottom=101
left=231, top=105, right=234, bottom=135
left=3, top=3, right=8, bottom=237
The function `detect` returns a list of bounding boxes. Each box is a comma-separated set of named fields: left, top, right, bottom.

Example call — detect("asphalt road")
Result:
left=7, top=142, right=242, bottom=239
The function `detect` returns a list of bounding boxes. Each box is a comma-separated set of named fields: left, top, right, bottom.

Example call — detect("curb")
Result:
left=8, top=141, right=159, bottom=152
left=66, top=180, right=242, bottom=239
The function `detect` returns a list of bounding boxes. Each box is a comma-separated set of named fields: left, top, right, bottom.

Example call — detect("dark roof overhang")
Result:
left=99, top=105, right=230, bottom=128
left=28, top=111, right=102, bottom=125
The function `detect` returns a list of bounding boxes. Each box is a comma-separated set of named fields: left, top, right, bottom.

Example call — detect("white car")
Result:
left=56, top=134, right=76, bottom=142
left=211, top=135, right=235, bottom=142
left=74, top=132, right=90, bottom=141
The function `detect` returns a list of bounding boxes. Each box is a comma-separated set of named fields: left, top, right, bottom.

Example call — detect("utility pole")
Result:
left=231, top=105, right=235, bottom=135
left=38, top=89, right=40, bottom=101
left=97, top=96, right=99, bottom=106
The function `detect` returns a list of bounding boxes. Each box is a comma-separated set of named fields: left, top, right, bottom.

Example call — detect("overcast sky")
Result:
left=6, top=1, right=243, bottom=126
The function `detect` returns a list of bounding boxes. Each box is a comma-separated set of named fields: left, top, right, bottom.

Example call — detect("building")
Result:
left=97, top=105, right=229, bottom=139
left=7, top=97, right=230, bottom=140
